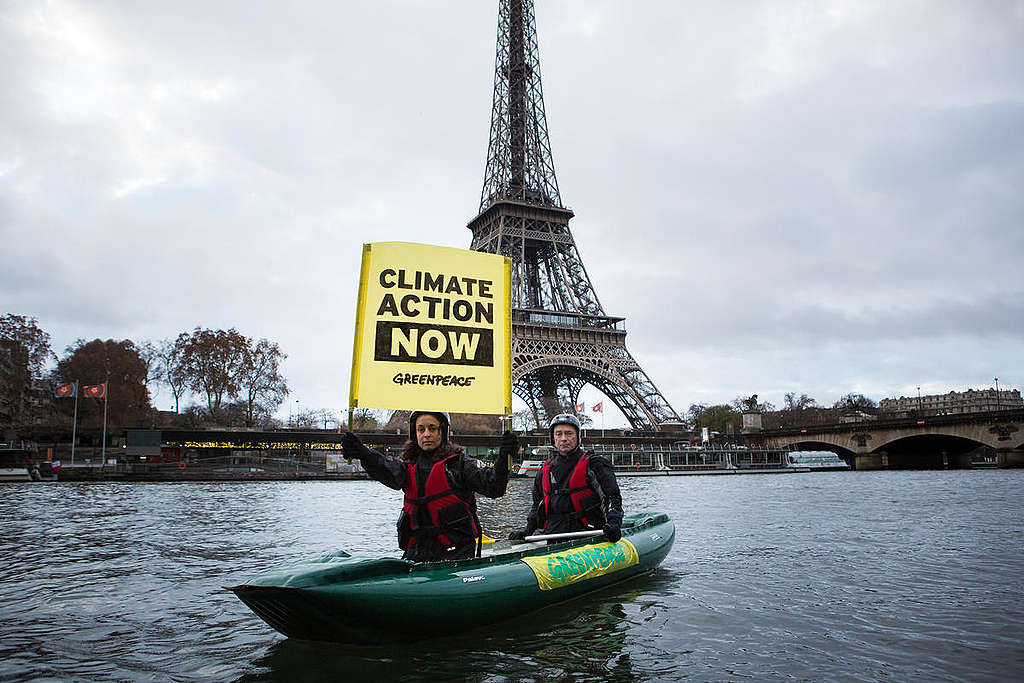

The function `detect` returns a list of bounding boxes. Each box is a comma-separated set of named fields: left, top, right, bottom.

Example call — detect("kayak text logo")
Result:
left=520, top=540, right=640, bottom=591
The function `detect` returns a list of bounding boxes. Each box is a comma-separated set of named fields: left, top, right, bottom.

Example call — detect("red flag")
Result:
left=55, top=382, right=77, bottom=398
left=592, top=402, right=603, bottom=413
left=83, top=383, right=107, bottom=398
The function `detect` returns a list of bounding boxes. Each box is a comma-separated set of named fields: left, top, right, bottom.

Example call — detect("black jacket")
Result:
left=351, top=440, right=509, bottom=561
left=526, top=447, right=623, bottom=535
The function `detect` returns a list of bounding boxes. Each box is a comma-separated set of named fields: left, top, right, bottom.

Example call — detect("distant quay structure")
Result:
left=879, top=388, right=1023, bottom=415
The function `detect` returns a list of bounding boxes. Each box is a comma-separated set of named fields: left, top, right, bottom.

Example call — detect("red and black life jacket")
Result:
left=539, top=451, right=603, bottom=529
left=400, top=455, right=480, bottom=555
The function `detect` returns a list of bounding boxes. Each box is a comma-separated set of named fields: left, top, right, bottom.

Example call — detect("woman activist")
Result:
left=341, top=411, right=517, bottom=562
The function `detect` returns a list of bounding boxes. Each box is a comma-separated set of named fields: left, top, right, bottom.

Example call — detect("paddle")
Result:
left=523, top=530, right=605, bottom=542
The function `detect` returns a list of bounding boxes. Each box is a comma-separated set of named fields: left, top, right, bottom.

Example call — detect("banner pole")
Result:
left=101, top=379, right=109, bottom=465
left=71, top=382, right=78, bottom=465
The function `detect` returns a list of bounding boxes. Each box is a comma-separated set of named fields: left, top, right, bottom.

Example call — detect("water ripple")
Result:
left=1, top=471, right=1023, bottom=681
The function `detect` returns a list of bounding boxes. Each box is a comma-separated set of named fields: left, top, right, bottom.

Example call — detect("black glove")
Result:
left=499, top=430, right=518, bottom=458
left=603, top=524, right=621, bottom=543
left=508, top=519, right=536, bottom=542
left=497, top=431, right=518, bottom=476
left=341, top=431, right=363, bottom=459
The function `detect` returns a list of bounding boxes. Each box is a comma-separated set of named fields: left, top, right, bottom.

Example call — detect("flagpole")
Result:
left=101, top=380, right=109, bottom=465
left=71, top=383, right=79, bottom=465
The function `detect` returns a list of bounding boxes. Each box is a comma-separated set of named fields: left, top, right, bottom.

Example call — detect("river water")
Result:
left=1, top=470, right=1022, bottom=682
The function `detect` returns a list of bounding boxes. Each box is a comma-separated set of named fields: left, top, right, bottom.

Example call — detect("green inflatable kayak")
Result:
left=229, top=511, right=674, bottom=643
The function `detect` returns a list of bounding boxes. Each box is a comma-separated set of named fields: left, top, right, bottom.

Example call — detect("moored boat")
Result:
left=786, top=451, right=850, bottom=470
left=0, top=445, right=35, bottom=482
left=514, top=458, right=546, bottom=477
left=229, top=511, right=674, bottom=643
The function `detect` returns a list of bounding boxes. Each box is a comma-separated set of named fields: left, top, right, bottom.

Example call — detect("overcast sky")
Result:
left=3, top=1, right=1022, bottom=427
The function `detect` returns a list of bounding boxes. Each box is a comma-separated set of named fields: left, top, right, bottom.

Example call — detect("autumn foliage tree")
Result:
left=57, top=339, right=151, bottom=428
left=0, top=314, right=54, bottom=427
left=175, top=328, right=249, bottom=420
left=173, top=328, right=288, bottom=425
left=686, top=403, right=741, bottom=434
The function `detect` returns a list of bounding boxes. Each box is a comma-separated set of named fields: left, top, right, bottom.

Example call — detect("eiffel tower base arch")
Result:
left=512, top=357, right=665, bottom=431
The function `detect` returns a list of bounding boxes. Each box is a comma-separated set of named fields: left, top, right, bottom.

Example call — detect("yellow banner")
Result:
left=349, top=242, right=512, bottom=414
left=520, top=539, right=639, bottom=591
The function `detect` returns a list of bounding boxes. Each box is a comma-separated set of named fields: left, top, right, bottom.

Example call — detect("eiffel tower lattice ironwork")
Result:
left=468, top=0, right=681, bottom=430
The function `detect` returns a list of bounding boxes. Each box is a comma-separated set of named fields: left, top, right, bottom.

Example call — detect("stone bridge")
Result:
left=755, top=409, right=1024, bottom=469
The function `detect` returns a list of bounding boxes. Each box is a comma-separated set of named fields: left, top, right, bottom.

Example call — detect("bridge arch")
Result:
left=872, top=434, right=988, bottom=469
left=758, top=411, right=1024, bottom=468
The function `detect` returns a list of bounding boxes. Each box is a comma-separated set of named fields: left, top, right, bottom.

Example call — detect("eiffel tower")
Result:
left=468, top=0, right=681, bottom=430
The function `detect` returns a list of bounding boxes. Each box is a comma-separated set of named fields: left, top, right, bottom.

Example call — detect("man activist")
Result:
left=509, top=413, right=623, bottom=543
left=342, top=411, right=517, bottom=562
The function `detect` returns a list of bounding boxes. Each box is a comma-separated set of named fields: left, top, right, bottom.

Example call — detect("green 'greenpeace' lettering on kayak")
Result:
left=547, top=544, right=625, bottom=580
left=520, top=539, right=640, bottom=591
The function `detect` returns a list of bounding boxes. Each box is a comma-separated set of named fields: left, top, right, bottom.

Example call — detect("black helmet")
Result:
left=549, top=413, right=581, bottom=442
left=409, top=411, right=451, bottom=444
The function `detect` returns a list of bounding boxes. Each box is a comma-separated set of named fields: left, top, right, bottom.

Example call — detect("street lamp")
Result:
left=295, top=399, right=300, bottom=427
left=995, top=378, right=1000, bottom=411
left=917, top=386, right=922, bottom=413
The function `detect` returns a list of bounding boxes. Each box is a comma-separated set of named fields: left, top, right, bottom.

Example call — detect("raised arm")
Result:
left=341, top=431, right=406, bottom=490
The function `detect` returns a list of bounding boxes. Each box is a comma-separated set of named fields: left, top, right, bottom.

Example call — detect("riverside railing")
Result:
left=587, top=444, right=788, bottom=470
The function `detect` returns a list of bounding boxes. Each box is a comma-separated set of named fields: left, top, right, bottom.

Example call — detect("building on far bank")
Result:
left=879, top=388, right=1023, bottom=415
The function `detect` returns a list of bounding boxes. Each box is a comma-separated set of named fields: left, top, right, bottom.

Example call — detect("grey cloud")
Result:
left=858, top=102, right=1024, bottom=193
left=2, top=0, right=1022, bottom=423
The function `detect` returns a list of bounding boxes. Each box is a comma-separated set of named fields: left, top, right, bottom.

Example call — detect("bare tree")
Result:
left=137, top=341, right=163, bottom=392
left=348, top=408, right=388, bottom=430
left=238, top=338, right=288, bottom=427
left=833, top=393, right=877, bottom=411
left=157, top=338, right=189, bottom=413
left=510, top=408, right=538, bottom=432
left=731, top=394, right=776, bottom=413
left=783, top=392, right=817, bottom=410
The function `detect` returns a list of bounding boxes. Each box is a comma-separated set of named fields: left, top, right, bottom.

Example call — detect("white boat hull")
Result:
left=0, top=467, right=32, bottom=482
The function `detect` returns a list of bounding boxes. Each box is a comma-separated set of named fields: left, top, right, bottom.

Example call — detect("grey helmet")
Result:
left=549, top=413, right=582, bottom=442
left=409, top=411, right=451, bottom=444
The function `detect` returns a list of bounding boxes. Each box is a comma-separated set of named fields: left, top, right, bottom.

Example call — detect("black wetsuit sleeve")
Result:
left=589, top=455, right=624, bottom=526
left=459, top=455, right=509, bottom=498
left=525, top=470, right=544, bottom=529
left=350, top=441, right=406, bottom=491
